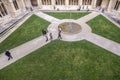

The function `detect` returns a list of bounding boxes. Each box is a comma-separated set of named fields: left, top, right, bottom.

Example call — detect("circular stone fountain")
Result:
left=59, top=22, right=82, bottom=34
left=48, top=19, right=92, bottom=42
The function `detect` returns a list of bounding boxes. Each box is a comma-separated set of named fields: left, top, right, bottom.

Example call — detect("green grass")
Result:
left=45, top=12, right=90, bottom=19
left=0, top=40, right=120, bottom=80
left=0, top=14, right=50, bottom=53
left=87, top=15, right=120, bottom=43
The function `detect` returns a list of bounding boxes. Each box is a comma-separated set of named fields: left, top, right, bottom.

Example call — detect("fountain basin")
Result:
left=59, top=22, right=82, bottom=34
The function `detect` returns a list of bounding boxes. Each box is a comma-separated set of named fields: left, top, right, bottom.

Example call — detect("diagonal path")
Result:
left=34, top=11, right=60, bottom=23
left=77, top=12, right=100, bottom=23
left=0, top=35, right=54, bottom=70
left=85, top=33, right=120, bottom=56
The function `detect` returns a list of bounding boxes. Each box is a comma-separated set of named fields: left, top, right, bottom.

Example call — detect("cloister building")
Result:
left=0, top=0, right=120, bottom=25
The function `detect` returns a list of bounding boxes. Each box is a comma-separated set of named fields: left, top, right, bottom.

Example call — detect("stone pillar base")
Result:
left=117, top=11, right=120, bottom=17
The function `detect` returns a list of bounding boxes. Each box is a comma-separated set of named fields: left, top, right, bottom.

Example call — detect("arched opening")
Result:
left=96, top=0, right=102, bottom=7
left=82, top=0, right=92, bottom=5
left=55, top=0, right=65, bottom=5
left=42, top=0, right=52, bottom=5
left=13, top=0, right=19, bottom=10
left=69, top=0, right=78, bottom=5
left=0, top=0, right=8, bottom=17
left=114, top=0, right=120, bottom=10
left=31, top=0, right=38, bottom=6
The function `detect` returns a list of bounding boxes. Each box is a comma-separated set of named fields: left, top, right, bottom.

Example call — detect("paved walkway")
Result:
left=0, top=11, right=120, bottom=70
left=77, top=12, right=100, bottom=22
left=0, top=35, right=53, bottom=70
left=34, top=11, right=60, bottom=23
left=85, top=33, right=120, bottom=56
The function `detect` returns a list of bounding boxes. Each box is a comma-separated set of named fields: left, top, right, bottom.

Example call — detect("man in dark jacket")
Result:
left=5, top=50, right=13, bottom=60
left=42, top=29, right=48, bottom=42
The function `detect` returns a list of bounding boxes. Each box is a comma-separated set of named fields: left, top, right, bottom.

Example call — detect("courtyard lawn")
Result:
left=45, top=12, right=90, bottom=19
left=87, top=15, right=120, bottom=43
left=0, top=14, right=50, bottom=53
left=0, top=40, right=120, bottom=80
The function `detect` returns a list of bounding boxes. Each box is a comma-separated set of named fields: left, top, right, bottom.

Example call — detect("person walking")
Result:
left=5, top=50, right=13, bottom=61
left=58, top=27, right=62, bottom=39
left=49, top=33, right=53, bottom=41
left=42, top=29, right=48, bottom=42
left=42, top=29, right=46, bottom=36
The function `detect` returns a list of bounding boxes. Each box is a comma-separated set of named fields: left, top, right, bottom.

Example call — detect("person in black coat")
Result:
left=42, top=29, right=46, bottom=35
left=5, top=50, right=13, bottom=60
left=42, top=29, right=48, bottom=42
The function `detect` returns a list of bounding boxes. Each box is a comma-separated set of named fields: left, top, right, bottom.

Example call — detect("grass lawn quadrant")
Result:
left=0, top=40, right=120, bottom=80
left=87, top=15, right=120, bottom=43
left=0, top=14, right=50, bottom=53
left=45, top=12, right=90, bottom=19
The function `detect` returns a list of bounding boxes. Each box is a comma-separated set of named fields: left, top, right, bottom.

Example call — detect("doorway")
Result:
left=31, top=0, right=38, bottom=6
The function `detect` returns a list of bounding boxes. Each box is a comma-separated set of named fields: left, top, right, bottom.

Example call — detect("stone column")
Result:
left=7, top=0, right=16, bottom=17
left=107, top=0, right=117, bottom=12
left=37, top=0, right=42, bottom=8
left=117, top=10, right=120, bottom=17
left=21, top=0, right=26, bottom=11
left=0, top=11, right=3, bottom=17
left=52, top=0, right=55, bottom=9
left=17, top=0, right=26, bottom=12
left=0, top=5, right=5, bottom=15
left=65, top=0, right=69, bottom=6
left=86, top=0, right=88, bottom=5
left=52, top=0, right=55, bottom=5
left=65, top=0, right=69, bottom=7
left=29, top=0, right=32, bottom=7
left=101, top=0, right=109, bottom=9
left=92, top=0, right=97, bottom=8
left=78, top=0, right=82, bottom=9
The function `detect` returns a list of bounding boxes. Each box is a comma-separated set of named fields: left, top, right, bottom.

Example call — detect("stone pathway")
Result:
left=77, top=12, right=100, bottom=22
left=0, top=35, right=54, bottom=70
left=85, top=33, right=120, bottom=56
left=0, top=11, right=120, bottom=70
left=34, top=11, right=60, bottom=23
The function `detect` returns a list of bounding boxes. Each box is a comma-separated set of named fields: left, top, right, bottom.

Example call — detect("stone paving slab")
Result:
left=85, top=33, right=120, bottom=56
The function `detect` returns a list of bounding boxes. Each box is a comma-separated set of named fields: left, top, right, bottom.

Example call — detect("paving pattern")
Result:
left=0, top=11, right=120, bottom=70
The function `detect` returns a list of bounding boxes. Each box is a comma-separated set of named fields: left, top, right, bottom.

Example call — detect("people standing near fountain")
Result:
left=58, top=27, right=62, bottom=39
left=42, top=29, right=48, bottom=42
left=49, top=33, right=53, bottom=41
